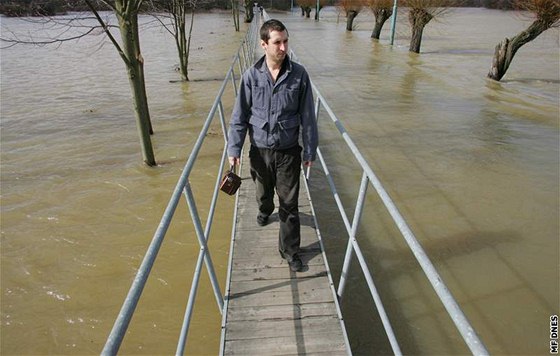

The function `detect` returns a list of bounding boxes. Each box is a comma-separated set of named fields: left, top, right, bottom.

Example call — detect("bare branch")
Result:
left=515, top=0, right=560, bottom=27
left=83, top=0, right=130, bottom=65
left=0, top=14, right=104, bottom=48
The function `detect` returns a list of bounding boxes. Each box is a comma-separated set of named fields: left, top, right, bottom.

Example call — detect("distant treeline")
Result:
left=0, top=0, right=235, bottom=16
left=0, top=0, right=517, bottom=17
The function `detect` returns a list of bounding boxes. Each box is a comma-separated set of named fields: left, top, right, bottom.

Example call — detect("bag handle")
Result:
left=229, top=165, right=236, bottom=174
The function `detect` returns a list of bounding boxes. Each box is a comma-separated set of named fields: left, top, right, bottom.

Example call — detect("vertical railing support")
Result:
left=390, top=0, right=398, bottom=45
left=184, top=183, right=223, bottom=312
left=337, top=171, right=368, bottom=299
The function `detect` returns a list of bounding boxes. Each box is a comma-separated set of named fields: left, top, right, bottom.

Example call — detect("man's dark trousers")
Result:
left=249, top=145, right=302, bottom=258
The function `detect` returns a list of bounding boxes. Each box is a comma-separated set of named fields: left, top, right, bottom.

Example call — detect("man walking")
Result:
left=227, top=19, right=318, bottom=272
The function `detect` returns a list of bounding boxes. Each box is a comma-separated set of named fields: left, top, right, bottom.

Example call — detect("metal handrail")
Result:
left=287, top=35, right=489, bottom=356
left=101, top=17, right=260, bottom=356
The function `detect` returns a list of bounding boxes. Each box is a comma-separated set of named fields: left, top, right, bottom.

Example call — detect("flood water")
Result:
left=1, top=7, right=559, bottom=355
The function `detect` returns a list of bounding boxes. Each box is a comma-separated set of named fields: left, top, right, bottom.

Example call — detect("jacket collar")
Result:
left=255, top=54, right=292, bottom=75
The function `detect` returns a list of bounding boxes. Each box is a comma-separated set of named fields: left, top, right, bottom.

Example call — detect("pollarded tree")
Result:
left=405, top=0, right=452, bottom=53
left=488, top=0, right=560, bottom=81
left=368, top=0, right=393, bottom=39
left=298, top=0, right=314, bottom=18
left=298, top=0, right=326, bottom=18
left=337, top=0, right=364, bottom=30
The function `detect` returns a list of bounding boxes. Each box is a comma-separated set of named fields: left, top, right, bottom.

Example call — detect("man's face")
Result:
left=262, top=30, right=288, bottom=64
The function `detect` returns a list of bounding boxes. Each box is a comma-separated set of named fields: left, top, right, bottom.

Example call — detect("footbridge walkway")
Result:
left=101, top=10, right=488, bottom=356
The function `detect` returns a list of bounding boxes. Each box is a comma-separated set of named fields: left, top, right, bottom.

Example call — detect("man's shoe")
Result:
left=287, top=254, right=303, bottom=272
left=257, top=213, right=269, bottom=226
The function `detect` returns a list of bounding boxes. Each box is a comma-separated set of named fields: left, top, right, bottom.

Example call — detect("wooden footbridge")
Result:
left=219, top=149, right=350, bottom=355
left=101, top=9, right=488, bottom=356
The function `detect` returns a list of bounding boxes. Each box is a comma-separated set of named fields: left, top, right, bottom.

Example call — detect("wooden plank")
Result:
left=225, top=287, right=335, bottom=308
left=224, top=336, right=347, bottom=355
left=231, top=251, right=326, bottom=269
left=231, top=264, right=328, bottom=281
left=232, top=230, right=320, bottom=247
left=232, top=240, right=323, bottom=259
left=229, top=275, right=333, bottom=295
left=235, top=213, right=316, bottom=231
left=225, top=315, right=343, bottom=340
left=226, top=302, right=339, bottom=321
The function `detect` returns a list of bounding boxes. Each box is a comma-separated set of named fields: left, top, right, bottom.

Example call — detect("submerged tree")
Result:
left=299, top=0, right=327, bottom=19
left=151, top=0, right=200, bottom=82
left=232, top=0, right=240, bottom=31
left=242, top=0, right=254, bottom=22
left=405, top=0, right=452, bottom=53
left=298, top=0, right=326, bottom=18
left=488, top=0, right=560, bottom=81
left=1, top=0, right=157, bottom=165
left=83, top=0, right=157, bottom=165
left=367, top=0, right=393, bottom=39
left=337, top=0, right=364, bottom=30
left=298, top=0, right=313, bottom=17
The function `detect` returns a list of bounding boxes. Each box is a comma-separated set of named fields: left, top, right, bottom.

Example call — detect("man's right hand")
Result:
left=228, top=157, right=240, bottom=167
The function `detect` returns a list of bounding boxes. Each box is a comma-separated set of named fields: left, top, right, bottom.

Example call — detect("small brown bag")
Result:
left=220, top=165, right=241, bottom=195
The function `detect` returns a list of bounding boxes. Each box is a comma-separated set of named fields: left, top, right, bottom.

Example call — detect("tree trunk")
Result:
left=314, top=6, right=321, bottom=20
left=371, top=8, right=392, bottom=39
left=173, top=4, right=189, bottom=81
left=488, top=19, right=550, bottom=81
left=346, top=10, right=358, bottom=31
left=408, top=8, right=432, bottom=53
left=231, top=0, right=239, bottom=31
left=409, top=24, right=424, bottom=53
left=116, top=6, right=156, bottom=166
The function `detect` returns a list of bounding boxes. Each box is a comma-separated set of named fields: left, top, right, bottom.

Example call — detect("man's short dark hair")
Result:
left=260, top=19, right=289, bottom=43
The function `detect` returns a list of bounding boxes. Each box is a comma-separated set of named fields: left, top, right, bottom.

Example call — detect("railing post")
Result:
left=337, top=171, right=368, bottom=299
left=350, top=237, right=402, bottom=356
left=183, top=182, right=224, bottom=312
left=218, top=100, right=227, bottom=139
left=231, top=63, right=238, bottom=98
left=390, top=0, right=398, bottom=45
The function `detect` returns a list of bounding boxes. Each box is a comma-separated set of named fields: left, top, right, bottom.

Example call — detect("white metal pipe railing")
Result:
left=281, top=12, right=487, bottom=355
left=307, top=73, right=489, bottom=356
left=102, top=16, right=259, bottom=356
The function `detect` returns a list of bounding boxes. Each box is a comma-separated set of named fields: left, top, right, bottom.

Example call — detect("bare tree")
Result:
left=86, top=0, right=157, bottom=165
left=336, top=0, right=364, bottom=30
left=298, top=0, right=314, bottom=17
left=367, top=0, right=393, bottom=39
left=488, top=0, right=560, bottom=81
left=1, top=0, right=157, bottom=165
left=299, top=0, right=327, bottom=19
left=150, top=0, right=199, bottom=81
left=232, top=0, right=240, bottom=31
left=404, top=0, right=452, bottom=53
